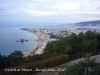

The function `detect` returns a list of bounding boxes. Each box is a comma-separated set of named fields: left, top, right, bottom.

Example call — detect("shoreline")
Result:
left=23, top=39, right=40, bottom=57
left=20, top=29, right=40, bottom=57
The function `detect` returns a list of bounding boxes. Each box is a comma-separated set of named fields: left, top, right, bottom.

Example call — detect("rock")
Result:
left=20, top=39, right=24, bottom=42
left=16, top=40, right=19, bottom=42
left=25, top=40, right=28, bottom=41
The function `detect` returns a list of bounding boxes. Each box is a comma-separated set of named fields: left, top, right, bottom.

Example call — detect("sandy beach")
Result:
left=23, top=40, right=40, bottom=57
left=22, top=29, right=40, bottom=57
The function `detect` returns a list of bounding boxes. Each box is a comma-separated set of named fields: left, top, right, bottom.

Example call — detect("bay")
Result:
left=0, top=28, right=37, bottom=56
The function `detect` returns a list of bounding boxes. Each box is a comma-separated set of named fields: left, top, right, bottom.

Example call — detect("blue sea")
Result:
left=0, top=27, right=37, bottom=56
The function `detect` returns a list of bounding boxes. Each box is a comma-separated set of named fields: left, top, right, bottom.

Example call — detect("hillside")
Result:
left=76, top=20, right=100, bottom=26
left=0, top=30, right=100, bottom=75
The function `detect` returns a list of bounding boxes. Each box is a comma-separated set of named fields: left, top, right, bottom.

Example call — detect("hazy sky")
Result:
left=0, top=0, right=100, bottom=25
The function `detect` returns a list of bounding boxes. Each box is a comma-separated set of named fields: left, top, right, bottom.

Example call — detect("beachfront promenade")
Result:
left=22, top=28, right=54, bottom=57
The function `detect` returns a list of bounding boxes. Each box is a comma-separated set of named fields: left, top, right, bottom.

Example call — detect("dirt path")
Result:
left=34, top=54, right=100, bottom=75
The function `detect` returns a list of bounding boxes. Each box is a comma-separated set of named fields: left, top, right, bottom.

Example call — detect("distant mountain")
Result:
left=76, top=20, right=100, bottom=26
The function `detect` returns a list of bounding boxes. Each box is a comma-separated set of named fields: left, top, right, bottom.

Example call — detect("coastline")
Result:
left=20, top=29, right=40, bottom=57
left=23, top=39, right=40, bottom=57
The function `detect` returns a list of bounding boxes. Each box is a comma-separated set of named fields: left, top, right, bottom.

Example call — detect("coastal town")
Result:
left=1, top=0, right=100, bottom=74
left=21, top=27, right=100, bottom=57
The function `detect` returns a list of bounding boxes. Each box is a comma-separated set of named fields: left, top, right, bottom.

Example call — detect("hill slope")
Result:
left=76, top=20, right=100, bottom=26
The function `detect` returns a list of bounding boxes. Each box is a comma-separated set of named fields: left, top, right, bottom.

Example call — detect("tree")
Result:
left=0, top=54, right=3, bottom=69
left=27, top=54, right=42, bottom=62
left=50, top=33, right=59, bottom=39
left=44, top=30, right=100, bottom=55
left=9, top=50, right=23, bottom=57
left=1, top=55, right=9, bottom=68
left=96, top=33, right=100, bottom=48
left=8, top=50, right=26, bottom=66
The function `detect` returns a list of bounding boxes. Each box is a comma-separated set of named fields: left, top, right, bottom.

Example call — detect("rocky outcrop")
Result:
left=20, top=39, right=24, bottom=42
left=16, top=39, right=28, bottom=42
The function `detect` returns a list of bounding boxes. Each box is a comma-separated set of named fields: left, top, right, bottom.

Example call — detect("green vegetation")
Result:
left=50, top=33, right=59, bottom=39
left=0, top=54, right=69, bottom=75
left=0, top=50, right=26, bottom=69
left=43, top=30, right=100, bottom=56
left=0, top=30, right=100, bottom=74
left=59, top=54, right=100, bottom=75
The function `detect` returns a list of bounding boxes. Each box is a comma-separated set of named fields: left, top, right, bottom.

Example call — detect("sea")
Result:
left=0, top=27, right=37, bottom=56
left=0, top=24, right=100, bottom=56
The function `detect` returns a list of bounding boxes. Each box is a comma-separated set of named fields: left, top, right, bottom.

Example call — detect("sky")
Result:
left=0, top=0, right=100, bottom=26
